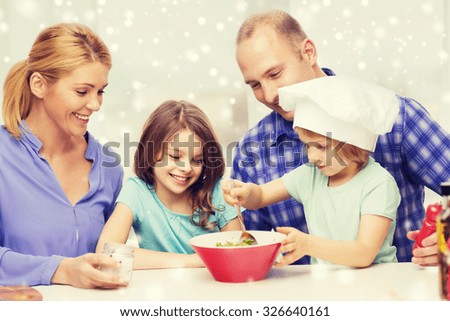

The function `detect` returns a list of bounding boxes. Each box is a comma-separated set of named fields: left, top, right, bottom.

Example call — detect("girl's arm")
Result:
left=135, top=209, right=242, bottom=268
left=96, top=203, right=204, bottom=269
left=96, top=203, right=134, bottom=253
left=222, top=178, right=291, bottom=210
left=133, top=248, right=204, bottom=269
left=276, top=214, right=392, bottom=267
left=220, top=217, right=243, bottom=231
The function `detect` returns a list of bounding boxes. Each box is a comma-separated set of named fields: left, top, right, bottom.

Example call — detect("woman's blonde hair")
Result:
left=2, top=23, right=112, bottom=139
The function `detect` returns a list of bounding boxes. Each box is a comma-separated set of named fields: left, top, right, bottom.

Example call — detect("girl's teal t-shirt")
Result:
left=117, top=176, right=236, bottom=254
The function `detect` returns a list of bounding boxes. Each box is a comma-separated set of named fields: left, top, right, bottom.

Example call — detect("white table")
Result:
left=34, top=263, right=441, bottom=301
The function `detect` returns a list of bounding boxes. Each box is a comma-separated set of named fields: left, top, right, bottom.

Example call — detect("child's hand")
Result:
left=275, top=226, right=309, bottom=267
left=220, top=179, right=252, bottom=206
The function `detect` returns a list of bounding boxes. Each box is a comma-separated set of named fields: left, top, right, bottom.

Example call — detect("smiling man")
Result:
left=231, top=9, right=450, bottom=265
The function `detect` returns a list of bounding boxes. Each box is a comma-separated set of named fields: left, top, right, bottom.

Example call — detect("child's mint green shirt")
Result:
left=117, top=177, right=237, bottom=254
left=282, top=157, right=400, bottom=264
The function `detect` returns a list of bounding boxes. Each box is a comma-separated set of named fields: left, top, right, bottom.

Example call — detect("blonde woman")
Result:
left=0, top=23, right=124, bottom=288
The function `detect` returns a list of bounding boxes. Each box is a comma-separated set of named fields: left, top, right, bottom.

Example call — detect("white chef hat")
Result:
left=278, top=76, right=399, bottom=152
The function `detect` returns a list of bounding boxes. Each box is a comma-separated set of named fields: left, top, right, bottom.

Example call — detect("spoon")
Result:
left=226, top=180, right=258, bottom=245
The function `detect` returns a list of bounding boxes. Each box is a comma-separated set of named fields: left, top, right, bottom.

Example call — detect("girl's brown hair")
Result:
left=298, top=128, right=370, bottom=169
left=134, top=100, right=225, bottom=230
left=2, top=23, right=111, bottom=139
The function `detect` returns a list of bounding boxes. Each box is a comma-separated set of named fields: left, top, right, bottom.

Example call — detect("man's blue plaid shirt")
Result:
left=231, top=69, right=450, bottom=264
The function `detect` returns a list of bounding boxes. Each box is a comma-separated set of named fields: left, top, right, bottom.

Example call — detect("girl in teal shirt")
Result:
left=97, top=100, right=241, bottom=268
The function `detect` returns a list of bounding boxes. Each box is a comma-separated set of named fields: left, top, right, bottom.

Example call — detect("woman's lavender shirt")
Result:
left=0, top=124, right=123, bottom=286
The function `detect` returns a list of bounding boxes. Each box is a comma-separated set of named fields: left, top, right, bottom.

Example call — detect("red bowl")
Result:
left=190, top=230, right=285, bottom=283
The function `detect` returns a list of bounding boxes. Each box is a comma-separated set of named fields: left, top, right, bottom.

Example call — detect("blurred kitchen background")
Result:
left=0, top=0, right=449, bottom=203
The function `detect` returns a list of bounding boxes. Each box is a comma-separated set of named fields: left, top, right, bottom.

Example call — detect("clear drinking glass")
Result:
left=102, top=242, right=134, bottom=283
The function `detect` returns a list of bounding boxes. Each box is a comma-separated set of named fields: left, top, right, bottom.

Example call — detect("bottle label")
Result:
left=438, top=193, right=450, bottom=301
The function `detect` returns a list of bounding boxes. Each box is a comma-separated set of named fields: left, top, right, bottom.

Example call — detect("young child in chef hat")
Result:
left=222, top=76, right=401, bottom=267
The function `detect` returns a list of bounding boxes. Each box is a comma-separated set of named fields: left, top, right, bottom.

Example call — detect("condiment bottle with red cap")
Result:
left=413, top=203, right=442, bottom=250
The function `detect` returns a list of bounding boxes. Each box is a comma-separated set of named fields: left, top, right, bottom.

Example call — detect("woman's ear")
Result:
left=29, top=72, right=46, bottom=98
left=301, top=38, right=318, bottom=66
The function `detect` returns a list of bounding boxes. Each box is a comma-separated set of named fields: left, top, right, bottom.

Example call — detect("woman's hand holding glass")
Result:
left=51, top=253, right=128, bottom=289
